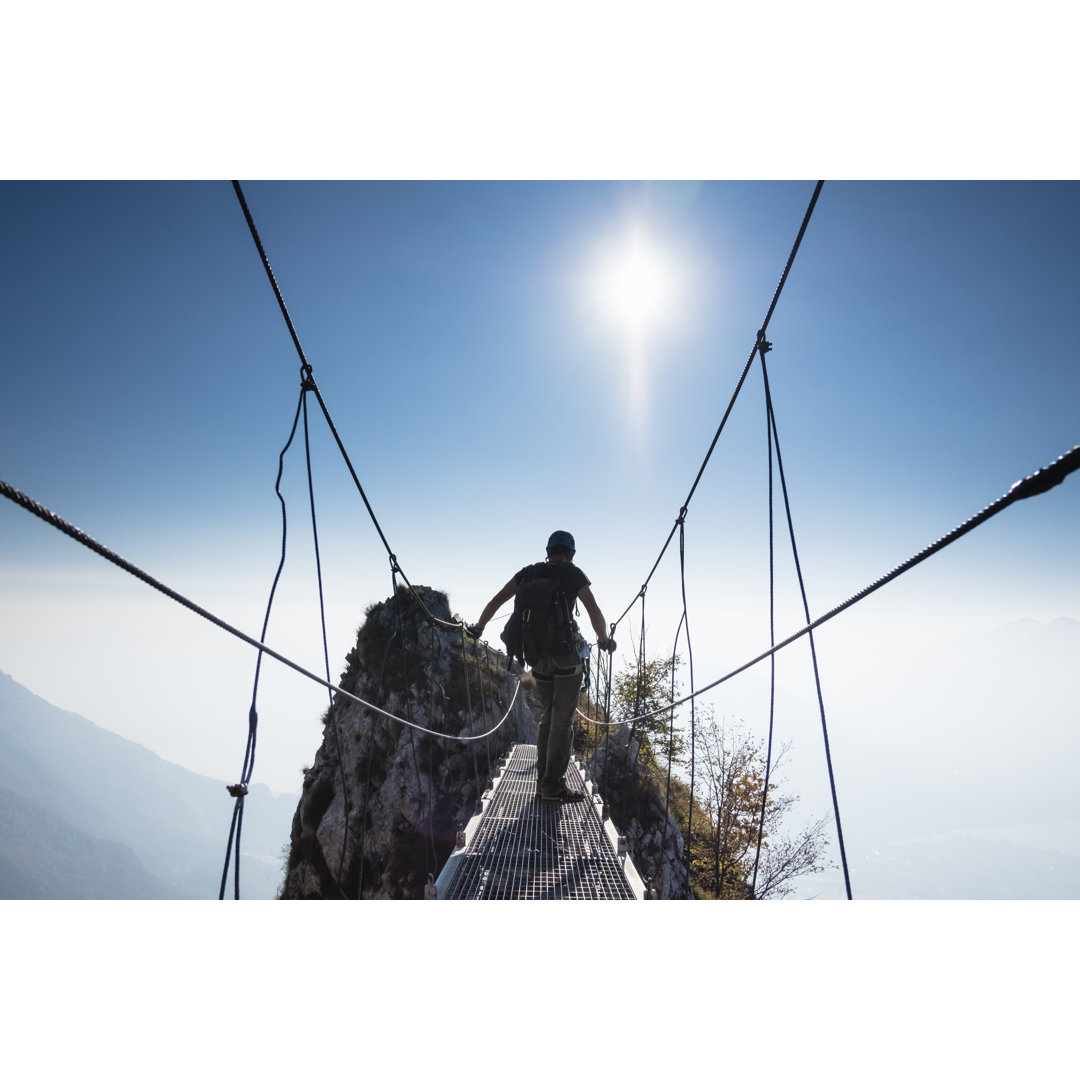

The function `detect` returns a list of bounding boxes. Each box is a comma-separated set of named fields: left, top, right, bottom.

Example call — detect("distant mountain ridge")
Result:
left=0, top=669, right=296, bottom=899
left=0, top=786, right=180, bottom=899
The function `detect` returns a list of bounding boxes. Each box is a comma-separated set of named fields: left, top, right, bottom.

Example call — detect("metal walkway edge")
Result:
left=432, top=743, right=647, bottom=899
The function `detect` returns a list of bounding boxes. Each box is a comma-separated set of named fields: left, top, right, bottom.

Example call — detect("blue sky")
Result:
left=2, top=181, right=1079, bottom=901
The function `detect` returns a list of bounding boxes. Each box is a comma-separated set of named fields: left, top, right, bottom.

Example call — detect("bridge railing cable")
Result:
left=574, top=443, right=1080, bottom=727
left=0, top=477, right=521, bottom=745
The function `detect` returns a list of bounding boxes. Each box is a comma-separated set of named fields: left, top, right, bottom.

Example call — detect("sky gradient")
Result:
left=2, top=180, right=1078, bottom=901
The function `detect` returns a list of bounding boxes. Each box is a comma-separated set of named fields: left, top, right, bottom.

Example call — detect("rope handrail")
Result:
left=0, top=477, right=520, bottom=744
left=580, top=443, right=1080, bottom=726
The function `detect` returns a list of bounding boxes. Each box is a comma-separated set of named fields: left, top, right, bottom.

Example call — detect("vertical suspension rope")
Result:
left=677, top=519, right=696, bottom=886
left=760, top=347, right=853, bottom=899
left=752, top=342, right=778, bottom=895
left=219, top=384, right=306, bottom=900
left=302, top=388, right=351, bottom=896
left=660, top=611, right=683, bottom=877
left=459, top=629, right=484, bottom=810
left=631, top=592, right=648, bottom=770
left=598, top=644, right=614, bottom=798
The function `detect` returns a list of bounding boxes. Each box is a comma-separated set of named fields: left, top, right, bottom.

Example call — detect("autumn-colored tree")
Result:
left=580, top=653, right=830, bottom=899
left=691, top=714, right=831, bottom=899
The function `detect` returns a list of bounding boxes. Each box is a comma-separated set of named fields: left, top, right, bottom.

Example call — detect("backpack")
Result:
left=500, top=563, right=579, bottom=672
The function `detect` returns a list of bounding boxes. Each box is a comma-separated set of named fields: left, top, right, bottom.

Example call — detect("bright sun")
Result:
left=590, top=223, right=681, bottom=343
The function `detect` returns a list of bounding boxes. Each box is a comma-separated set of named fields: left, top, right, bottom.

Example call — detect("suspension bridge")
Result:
left=2, top=180, right=1077, bottom=900
left=432, top=744, right=649, bottom=900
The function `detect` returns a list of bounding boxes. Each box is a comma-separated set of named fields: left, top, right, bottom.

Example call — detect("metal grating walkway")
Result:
left=433, top=743, right=645, bottom=899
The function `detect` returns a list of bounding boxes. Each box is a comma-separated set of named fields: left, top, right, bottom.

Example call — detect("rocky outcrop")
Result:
left=279, top=586, right=531, bottom=899
left=279, top=585, right=689, bottom=899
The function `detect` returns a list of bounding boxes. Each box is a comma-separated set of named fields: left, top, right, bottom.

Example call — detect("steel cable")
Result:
left=677, top=520, right=696, bottom=875
left=0, top=477, right=521, bottom=743
left=219, top=385, right=305, bottom=899
left=760, top=348, right=852, bottom=898
left=303, top=391, right=352, bottom=895
left=612, top=181, right=824, bottom=631
left=232, top=181, right=462, bottom=635
left=750, top=362, right=778, bottom=898
left=566, top=443, right=1080, bottom=728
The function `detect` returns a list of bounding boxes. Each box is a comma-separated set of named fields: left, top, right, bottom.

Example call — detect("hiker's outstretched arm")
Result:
left=474, top=578, right=517, bottom=635
left=578, top=586, right=609, bottom=643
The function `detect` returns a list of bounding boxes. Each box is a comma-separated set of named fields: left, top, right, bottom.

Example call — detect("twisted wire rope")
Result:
left=566, top=443, right=1080, bottom=728
left=0, top=478, right=521, bottom=744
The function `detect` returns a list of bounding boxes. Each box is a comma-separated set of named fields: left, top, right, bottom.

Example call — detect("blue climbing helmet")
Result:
left=546, top=530, right=576, bottom=554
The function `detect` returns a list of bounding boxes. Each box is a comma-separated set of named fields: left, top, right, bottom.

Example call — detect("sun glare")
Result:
left=591, top=223, right=681, bottom=344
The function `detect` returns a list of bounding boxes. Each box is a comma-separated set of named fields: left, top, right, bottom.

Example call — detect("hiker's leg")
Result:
left=539, top=668, right=583, bottom=795
left=534, top=673, right=554, bottom=789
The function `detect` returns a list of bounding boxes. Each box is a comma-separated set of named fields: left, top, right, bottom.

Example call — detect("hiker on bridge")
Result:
left=468, top=530, right=615, bottom=803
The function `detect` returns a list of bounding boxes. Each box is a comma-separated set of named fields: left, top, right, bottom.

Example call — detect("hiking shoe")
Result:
left=541, top=787, right=585, bottom=803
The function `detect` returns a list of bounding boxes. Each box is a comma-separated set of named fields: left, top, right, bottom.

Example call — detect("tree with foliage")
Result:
left=579, top=652, right=830, bottom=899
left=610, top=654, right=687, bottom=769
left=691, top=713, right=831, bottom=899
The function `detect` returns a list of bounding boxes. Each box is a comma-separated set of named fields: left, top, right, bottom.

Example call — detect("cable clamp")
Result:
left=227, top=783, right=249, bottom=798
left=757, top=330, right=772, bottom=355
left=676, top=506, right=688, bottom=526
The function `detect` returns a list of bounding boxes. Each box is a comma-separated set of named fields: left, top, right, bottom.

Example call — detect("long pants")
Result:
left=534, top=666, right=583, bottom=796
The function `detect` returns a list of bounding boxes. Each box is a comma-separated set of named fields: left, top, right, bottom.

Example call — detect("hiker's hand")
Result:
left=599, top=637, right=616, bottom=653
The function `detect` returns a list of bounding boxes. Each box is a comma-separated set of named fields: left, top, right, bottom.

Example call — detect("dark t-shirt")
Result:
left=514, top=561, right=590, bottom=608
